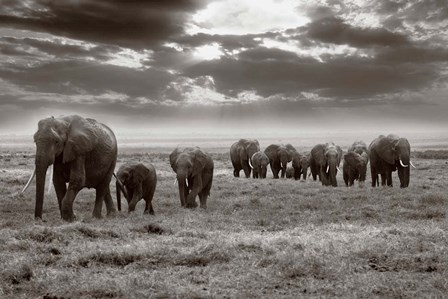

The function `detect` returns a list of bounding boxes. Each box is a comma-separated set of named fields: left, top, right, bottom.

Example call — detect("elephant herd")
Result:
left=230, top=137, right=415, bottom=190
left=20, top=115, right=415, bottom=222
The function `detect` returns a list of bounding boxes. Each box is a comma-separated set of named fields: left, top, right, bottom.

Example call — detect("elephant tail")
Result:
left=113, top=173, right=128, bottom=211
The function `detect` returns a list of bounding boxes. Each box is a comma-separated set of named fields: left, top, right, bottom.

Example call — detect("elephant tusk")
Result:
left=326, top=165, right=329, bottom=173
left=410, top=161, right=416, bottom=169
left=185, top=179, right=189, bottom=188
left=47, top=167, right=53, bottom=195
left=336, top=166, right=341, bottom=173
left=21, top=168, right=36, bottom=194
left=399, top=159, right=409, bottom=167
left=248, top=158, right=254, bottom=169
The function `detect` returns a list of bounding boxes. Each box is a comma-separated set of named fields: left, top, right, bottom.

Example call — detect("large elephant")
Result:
left=250, top=151, right=269, bottom=179
left=291, top=152, right=310, bottom=180
left=343, top=151, right=368, bottom=187
left=22, top=115, right=117, bottom=221
left=264, top=144, right=294, bottom=178
left=170, top=147, right=214, bottom=209
left=369, top=134, right=414, bottom=188
left=230, top=139, right=260, bottom=178
left=115, top=163, right=157, bottom=215
left=310, top=143, right=343, bottom=186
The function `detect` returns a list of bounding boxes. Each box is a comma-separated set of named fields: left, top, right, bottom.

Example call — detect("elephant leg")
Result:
left=242, top=161, right=251, bottom=178
left=233, top=166, right=241, bottom=177
left=61, top=158, right=85, bottom=221
left=198, top=192, right=207, bottom=209
left=343, top=171, right=348, bottom=187
left=93, top=188, right=106, bottom=219
left=386, top=171, right=393, bottom=187
left=272, top=162, right=281, bottom=179
left=143, top=185, right=156, bottom=215
left=371, top=167, right=377, bottom=187
left=53, top=167, right=67, bottom=211
left=380, top=173, right=387, bottom=186
left=103, top=187, right=116, bottom=216
left=199, top=174, right=213, bottom=209
left=144, top=200, right=155, bottom=215
left=186, top=176, right=201, bottom=208
left=319, top=167, right=327, bottom=186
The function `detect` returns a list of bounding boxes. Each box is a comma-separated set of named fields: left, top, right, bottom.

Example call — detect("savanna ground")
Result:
left=1, top=139, right=448, bottom=299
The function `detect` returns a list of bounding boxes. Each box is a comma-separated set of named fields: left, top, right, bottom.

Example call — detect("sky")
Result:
left=0, top=0, right=447, bottom=138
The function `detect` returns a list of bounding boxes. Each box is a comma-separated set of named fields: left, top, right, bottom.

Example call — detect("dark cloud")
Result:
left=376, top=45, right=448, bottom=64
left=184, top=53, right=439, bottom=100
left=306, top=17, right=409, bottom=48
left=0, top=60, right=174, bottom=98
left=0, top=0, right=210, bottom=49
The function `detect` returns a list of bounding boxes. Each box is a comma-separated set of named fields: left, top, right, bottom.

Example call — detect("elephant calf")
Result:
left=170, top=147, right=214, bottom=209
left=292, top=152, right=310, bottom=180
left=285, top=167, right=294, bottom=179
left=250, top=151, right=269, bottom=178
left=115, top=163, right=157, bottom=215
left=343, top=152, right=368, bottom=187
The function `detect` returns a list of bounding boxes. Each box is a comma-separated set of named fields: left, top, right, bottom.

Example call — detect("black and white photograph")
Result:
left=1, top=0, right=447, bottom=297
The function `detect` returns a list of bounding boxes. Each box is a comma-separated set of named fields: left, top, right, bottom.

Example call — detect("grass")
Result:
left=0, top=147, right=447, bottom=298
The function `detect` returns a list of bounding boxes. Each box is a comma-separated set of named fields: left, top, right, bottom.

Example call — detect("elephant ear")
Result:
left=169, top=148, right=181, bottom=172
left=376, top=136, right=399, bottom=165
left=192, top=149, right=208, bottom=176
left=120, top=170, right=130, bottom=185
left=264, top=144, right=279, bottom=161
left=131, top=164, right=149, bottom=185
left=63, top=116, right=98, bottom=163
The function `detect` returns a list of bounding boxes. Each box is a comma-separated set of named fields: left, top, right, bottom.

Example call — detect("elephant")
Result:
left=264, top=144, right=294, bottom=178
left=369, top=134, right=414, bottom=188
left=343, top=151, right=369, bottom=187
left=285, top=167, right=295, bottom=179
left=310, top=143, right=343, bottom=186
left=170, top=147, right=214, bottom=209
left=250, top=151, right=270, bottom=178
left=115, top=163, right=157, bottom=215
left=291, top=152, right=310, bottom=180
left=230, top=139, right=260, bottom=178
left=22, top=115, right=117, bottom=221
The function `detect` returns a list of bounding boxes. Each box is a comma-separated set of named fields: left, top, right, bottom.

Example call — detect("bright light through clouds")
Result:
left=193, top=43, right=224, bottom=60
left=189, top=0, right=310, bottom=35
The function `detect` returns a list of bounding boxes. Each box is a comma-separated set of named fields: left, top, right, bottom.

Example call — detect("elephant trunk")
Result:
left=302, top=168, right=308, bottom=180
left=177, top=174, right=187, bottom=207
left=261, top=165, right=267, bottom=179
left=128, top=195, right=139, bottom=212
left=398, top=154, right=410, bottom=188
left=280, top=157, right=288, bottom=178
left=115, top=181, right=122, bottom=211
left=328, top=163, right=337, bottom=187
left=35, top=158, right=49, bottom=219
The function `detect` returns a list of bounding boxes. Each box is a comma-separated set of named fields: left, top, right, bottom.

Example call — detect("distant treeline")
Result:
left=413, top=150, right=448, bottom=159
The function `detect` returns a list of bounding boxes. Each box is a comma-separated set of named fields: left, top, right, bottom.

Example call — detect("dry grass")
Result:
left=0, top=146, right=447, bottom=298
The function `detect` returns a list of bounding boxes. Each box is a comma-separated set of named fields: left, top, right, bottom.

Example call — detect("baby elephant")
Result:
left=292, top=153, right=310, bottom=180
left=251, top=151, right=269, bottom=178
left=115, top=163, right=157, bottom=214
left=343, top=152, right=368, bottom=187
left=285, top=167, right=295, bottom=179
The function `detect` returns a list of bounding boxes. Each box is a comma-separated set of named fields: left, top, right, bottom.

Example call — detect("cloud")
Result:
left=0, top=0, right=210, bottom=49
left=305, top=16, right=410, bottom=48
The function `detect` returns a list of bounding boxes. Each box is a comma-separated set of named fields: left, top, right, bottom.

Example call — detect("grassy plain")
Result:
left=0, top=140, right=448, bottom=298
